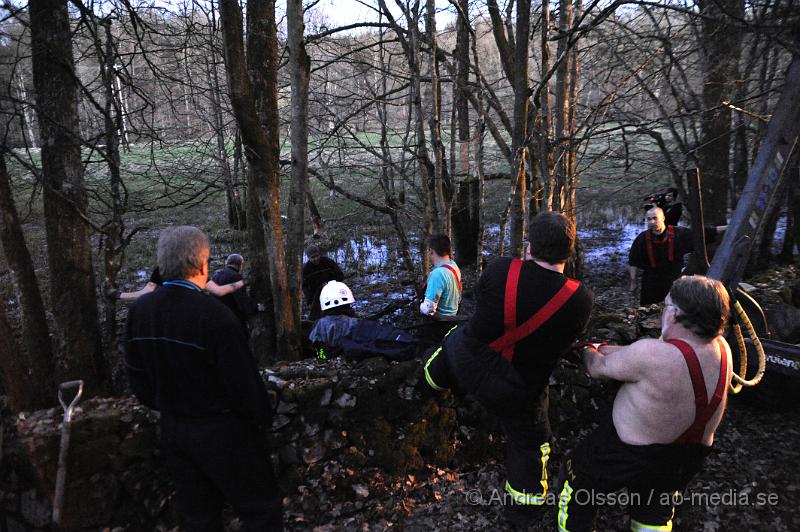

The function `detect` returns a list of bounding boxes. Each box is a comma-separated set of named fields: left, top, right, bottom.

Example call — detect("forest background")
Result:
left=0, top=0, right=799, bottom=411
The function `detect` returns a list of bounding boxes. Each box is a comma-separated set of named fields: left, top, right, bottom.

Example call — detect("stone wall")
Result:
left=1, top=352, right=612, bottom=531
left=2, top=357, right=462, bottom=530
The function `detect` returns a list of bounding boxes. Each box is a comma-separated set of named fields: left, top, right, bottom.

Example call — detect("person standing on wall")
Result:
left=423, top=212, right=594, bottom=528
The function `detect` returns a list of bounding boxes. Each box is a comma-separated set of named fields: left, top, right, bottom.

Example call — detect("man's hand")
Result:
left=420, top=299, right=437, bottom=316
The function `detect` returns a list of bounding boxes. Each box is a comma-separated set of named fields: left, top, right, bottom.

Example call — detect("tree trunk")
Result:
left=697, top=0, right=743, bottom=225
left=219, top=0, right=302, bottom=360
left=98, top=19, right=125, bottom=374
left=454, top=0, right=471, bottom=183
left=539, top=0, right=554, bottom=211
left=287, top=0, right=309, bottom=324
left=426, top=0, right=452, bottom=236
left=0, top=153, right=54, bottom=410
left=452, top=180, right=480, bottom=266
left=509, top=0, right=531, bottom=256
left=246, top=168, right=277, bottom=364
left=206, top=13, right=245, bottom=230
left=553, top=0, right=572, bottom=212
left=0, top=301, right=40, bottom=412
left=30, top=0, right=106, bottom=394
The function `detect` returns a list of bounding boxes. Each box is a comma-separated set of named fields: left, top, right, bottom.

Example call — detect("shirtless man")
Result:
left=557, top=275, right=732, bottom=531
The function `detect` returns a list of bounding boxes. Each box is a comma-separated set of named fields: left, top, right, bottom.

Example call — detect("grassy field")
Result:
left=0, top=126, right=674, bottom=304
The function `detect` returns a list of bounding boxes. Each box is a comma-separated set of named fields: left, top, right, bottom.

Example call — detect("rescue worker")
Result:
left=417, top=234, right=463, bottom=346
left=557, top=275, right=731, bottom=531
left=302, top=244, right=345, bottom=320
left=423, top=211, right=593, bottom=527
left=125, top=226, right=282, bottom=530
left=211, top=253, right=255, bottom=330
left=308, top=280, right=359, bottom=360
left=628, top=206, right=725, bottom=305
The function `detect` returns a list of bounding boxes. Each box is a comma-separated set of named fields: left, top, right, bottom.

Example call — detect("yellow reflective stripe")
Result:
left=630, top=519, right=672, bottom=531
left=505, top=442, right=551, bottom=506
left=557, top=479, right=574, bottom=531
left=630, top=492, right=675, bottom=531
left=505, top=480, right=545, bottom=505
left=423, top=347, right=445, bottom=390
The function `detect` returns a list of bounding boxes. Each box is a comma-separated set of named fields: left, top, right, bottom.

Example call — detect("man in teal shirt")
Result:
left=418, top=234, right=462, bottom=344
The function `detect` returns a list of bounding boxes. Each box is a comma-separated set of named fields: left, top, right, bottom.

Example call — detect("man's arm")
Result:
left=119, top=282, right=158, bottom=301
left=628, top=266, right=639, bottom=293
left=123, top=312, right=157, bottom=408
left=206, top=279, right=245, bottom=297
left=420, top=270, right=443, bottom=315
left=210, top=316, right=272, bottom=429
left=582, top=340, right=655, bottom=382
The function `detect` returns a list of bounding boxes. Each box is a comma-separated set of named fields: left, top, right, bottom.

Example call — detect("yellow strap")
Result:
left=505, top=443, right=551, bottom=505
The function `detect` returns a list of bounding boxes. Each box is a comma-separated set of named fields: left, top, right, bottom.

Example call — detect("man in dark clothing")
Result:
left=211, top=253, right=255, bottom=330
left=628, top=206, right=725, bottom=305
left=302, top=243, right=344, bottom=319
left=125, top=226, right=282, bottom=531
left=662, top=187, right=683, bottom=226
left=423, top=211, right=594, bottom=528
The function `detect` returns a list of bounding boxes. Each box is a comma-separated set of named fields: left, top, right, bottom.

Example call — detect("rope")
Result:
left=728, top=300, right=766, bottom=392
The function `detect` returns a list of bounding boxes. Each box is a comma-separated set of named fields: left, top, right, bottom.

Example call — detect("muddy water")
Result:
left=322, top=217, right=651, bottom=317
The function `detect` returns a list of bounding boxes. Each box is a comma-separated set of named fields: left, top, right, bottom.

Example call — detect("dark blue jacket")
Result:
left=125, top=282, right=271, bottom=431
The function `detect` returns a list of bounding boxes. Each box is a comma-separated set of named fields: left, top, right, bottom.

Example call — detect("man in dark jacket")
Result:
left=125, top=226, right=282, bottom=531
left=629, top=206, right=725, bottom=305
left=423, top=211, right=594, bottom=528
left=302, top=243, right=344, bottom=319
left=211, top=253, right=255, bottom=330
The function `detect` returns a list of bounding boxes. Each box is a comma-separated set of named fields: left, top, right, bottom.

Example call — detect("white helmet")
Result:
left=319, top=281, right=355, bottom=311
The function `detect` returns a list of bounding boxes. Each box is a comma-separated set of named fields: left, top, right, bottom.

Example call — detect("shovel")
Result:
left=52, top=380, right=84, bottom=528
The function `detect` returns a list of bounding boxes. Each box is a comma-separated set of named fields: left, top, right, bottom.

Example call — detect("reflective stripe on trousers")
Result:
left=557, top=484, right=676, bottom=531
left=557, top=479, right=574, bottom=531
left=505, top=442, right=550, bottom=505
left=424, top=347, right=445, bottom=390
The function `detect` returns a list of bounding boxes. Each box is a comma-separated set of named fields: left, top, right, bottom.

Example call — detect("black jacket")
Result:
left=211, top=266, right=255, bottom=327
left=302, top=257, right=344, bottom=301
left=124, top=282, right=271, bottom=430
left=464, top=257, right=594, bottom=389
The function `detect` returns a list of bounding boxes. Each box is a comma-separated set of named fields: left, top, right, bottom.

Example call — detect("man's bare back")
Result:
left=597, top=337, right=732, bottom=446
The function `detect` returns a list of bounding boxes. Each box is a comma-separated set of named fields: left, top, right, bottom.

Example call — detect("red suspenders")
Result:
left=440, top=264, right=463, bottom=292
left=645, top=226, right=675, bottom=268
left=667, top=338, right=728, bottom=444
left=488, top=259, right=581, bottom=362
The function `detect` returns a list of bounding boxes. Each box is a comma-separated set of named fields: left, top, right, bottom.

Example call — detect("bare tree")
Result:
left=0, top=152, right=55, bottom=410
left=219, top=0, right=302, bottom=360
left=287, top=0, right=310, bottom=325
left=30, top=0, right=106, bottom=393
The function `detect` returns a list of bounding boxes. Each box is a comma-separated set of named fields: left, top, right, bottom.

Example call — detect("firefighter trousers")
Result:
left=424, top=327, right=553, bottom=508
left=555, top=415, right=710, bottom=531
